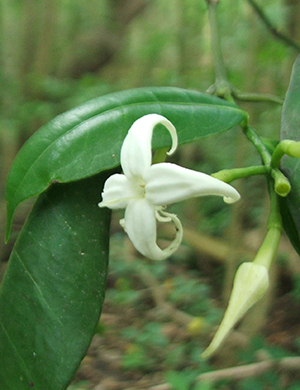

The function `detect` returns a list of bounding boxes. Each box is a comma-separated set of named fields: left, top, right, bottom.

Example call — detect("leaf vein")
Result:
left=14, top=251, right=63, bottom=326
left=0, top=319, right=31, bottom=378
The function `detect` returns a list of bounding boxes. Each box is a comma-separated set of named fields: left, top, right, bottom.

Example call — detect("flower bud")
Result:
left=201, top=262, right=269, bottom=358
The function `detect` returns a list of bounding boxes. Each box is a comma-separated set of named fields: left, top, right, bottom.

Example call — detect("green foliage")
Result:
left=165, top=369, right=216, bottom=390
left=165, top=369, right=200, bottom=390
left=2, top=1, right=300, bottom=388
left=103, top=238, right=221, bottom=376
left=121, top=323, right=169, bottom=370
left=168, top=275, right=212, bottom=316
left=239, top=335, right=294, bottom=364
left=280, top=55, right=300, bottom=255
left=2, top=84, right=246, bottom=388
left=236, top=336, right=300, bottom=390
left=122, top=344, right=157, bottom=371
left=241, top=369, right=286, bottom=390
left=287, top=382, right=300, bottom=390
left=107, top=285, right=143, bottom=306
left=123, top=322, right=169, bottom=348
left=0, top=174, right=110, bottom=389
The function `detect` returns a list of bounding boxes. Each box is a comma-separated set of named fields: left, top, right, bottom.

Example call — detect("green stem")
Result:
left=267, top=184, right=282, bottom=230
left=206, top=0, right=233, bottom=101
left=232, top=89, right=284, bottom=105
left=241, top=125, right=272, bottom=166
left=271, top=142, right=287, bottom=168
left=271, top=140, right=300, bottom=168
left=253, top=226, right=281, bottom=269
left=212, top=165, right=268, bottom=183
left=271, top=169, right=291, bottom=197
left=254, top=186, right=282, bottom=269
left=207, top=0, right=227, bottom=83
left=241, top=124, right=291, bottom=196
left=206, top=0, right=286, bottom=105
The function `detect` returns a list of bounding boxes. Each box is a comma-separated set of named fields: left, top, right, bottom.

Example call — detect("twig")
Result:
left=198, top=360, right=273, bottom=382
left=247, top=0, right=300, bottom=52
left=160, top=224, right=256, bottom=264
left=135, top=261, right=194, bottom=326
left=206, top=0, right=227, bottom=84
left=150, top=356, right=300, bottom=390
left=184, top=227, right=231, bottom=262
left=196, top=356, right=300, bottom=383
left=205, top=0, right=284, bottom=104
left=231, top=88, right=284, bottom=105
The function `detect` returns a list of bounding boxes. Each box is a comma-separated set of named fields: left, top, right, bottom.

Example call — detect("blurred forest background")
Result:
left=2, top=0, right=300, bottom=389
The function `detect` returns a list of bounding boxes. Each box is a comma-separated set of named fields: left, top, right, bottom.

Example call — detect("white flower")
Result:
left=99, top=114, right=240, bottom=260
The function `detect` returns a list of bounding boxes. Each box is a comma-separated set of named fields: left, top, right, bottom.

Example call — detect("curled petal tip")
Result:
left=157, top=116, right=178, bottom=156
left=121, top=114, right=178, bottom=178
left=124, top=199, right=183, bottom=261
left=223, top=191, right=241, bottom=204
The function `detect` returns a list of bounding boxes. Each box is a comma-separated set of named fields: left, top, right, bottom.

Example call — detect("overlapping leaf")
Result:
left=280, top=55, right=300, bottom=255
left=0, top=173, right=111, bottom=389
left=6, top=87, right=247, bottom=239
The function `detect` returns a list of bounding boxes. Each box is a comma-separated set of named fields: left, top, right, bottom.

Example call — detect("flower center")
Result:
left=131, top=177, right=146, bottom=198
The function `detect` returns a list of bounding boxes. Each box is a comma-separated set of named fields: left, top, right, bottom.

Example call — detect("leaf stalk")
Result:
left=212, top=166, right=268, bottom=183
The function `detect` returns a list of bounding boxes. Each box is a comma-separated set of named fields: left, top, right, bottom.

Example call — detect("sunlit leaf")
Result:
left=6, top=87, right=247, bottom=239
left=0, top=173, right=110, bottom=389
left=280, top=54, right=300, bottom=255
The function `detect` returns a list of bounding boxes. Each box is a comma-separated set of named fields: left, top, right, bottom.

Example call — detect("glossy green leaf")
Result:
left=0, top=173, right=111, bottom=389
left=280, top=54, right=300, bottom=255
left=6, top=87, right=247, bottom=239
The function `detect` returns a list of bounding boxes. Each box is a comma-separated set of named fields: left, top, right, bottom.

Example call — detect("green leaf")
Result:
left=279, top=196, right=300, bottom=255
left=6, top=87, right=247, bottom=239
left=0, top=173, right=111, bottom=389
left=280, top=55, right=300, bottom=255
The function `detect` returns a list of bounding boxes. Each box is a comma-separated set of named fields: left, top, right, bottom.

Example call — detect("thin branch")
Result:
left=160, top=225, right=256, bottom=264
left=150, top=356, right=300, bottom=390
left=206, top=0, right=227, bottom=84
left=196, top=356, right=300, bottom=383
left=232, top=88, right=284, bottom=105
left=134, top=260, right=195, bottom=326
left=241, top=125, right=272, bottom=166
left=205, top=0, right=233, bottom=101
left=205, top=0, right=284, bottom=104
left=247, top=0, right=300, bottom=52
left=197, top=360, right=273, bottom=382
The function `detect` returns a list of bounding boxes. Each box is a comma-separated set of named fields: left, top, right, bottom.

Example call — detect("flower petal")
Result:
left=121, top=114, right=178, bottom=179
left=145, top=163, right=240, bottom=205
left=98, top=174, right=138, bottom=209
left=201, top=262, right=269, bottom=358
left=123, top=198, right=183, bottom=260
